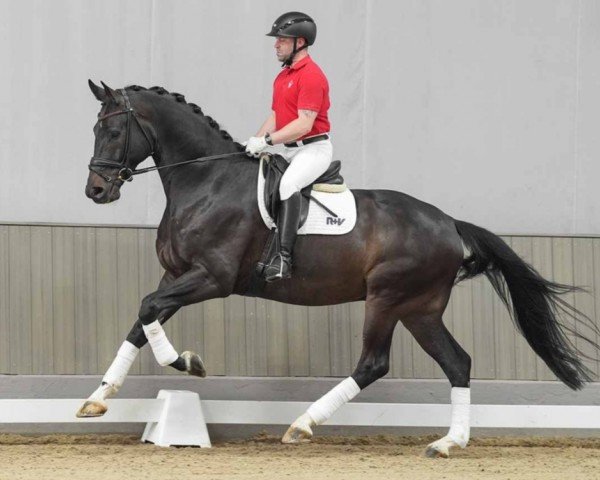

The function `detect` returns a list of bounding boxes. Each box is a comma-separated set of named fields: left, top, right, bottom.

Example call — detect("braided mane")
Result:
left=125, top=85, right=245, bottom=152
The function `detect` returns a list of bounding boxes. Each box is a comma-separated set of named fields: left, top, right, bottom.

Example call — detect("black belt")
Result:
left=284, top=134, right=329, bottom=148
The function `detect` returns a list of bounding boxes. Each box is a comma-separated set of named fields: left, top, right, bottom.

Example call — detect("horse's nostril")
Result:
left=91, top=187, right=104, bottom=197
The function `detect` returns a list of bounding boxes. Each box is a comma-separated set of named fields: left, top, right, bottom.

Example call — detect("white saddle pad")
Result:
left=257, top=158, right=357, bottom=235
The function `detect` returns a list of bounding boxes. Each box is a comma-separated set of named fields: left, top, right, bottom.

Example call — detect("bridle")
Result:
left=88, top=88, right=155, bottom=184
left=88, top=88, right=247, bottom=184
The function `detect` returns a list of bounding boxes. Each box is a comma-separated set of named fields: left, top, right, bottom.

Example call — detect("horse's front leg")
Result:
left=77, top=267, right=220, bottom=418
left=135, top=265, right=224, bottom=374
left=76, top=308, right=179, bottom=418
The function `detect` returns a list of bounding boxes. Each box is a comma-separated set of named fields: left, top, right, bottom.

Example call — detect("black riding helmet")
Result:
left=266, top=12, right=317, bottom=67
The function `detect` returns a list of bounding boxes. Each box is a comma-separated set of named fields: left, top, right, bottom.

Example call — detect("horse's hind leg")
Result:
left=282, top=301, right=397, bottom=444
left=401, top=312, right=472, bottom=458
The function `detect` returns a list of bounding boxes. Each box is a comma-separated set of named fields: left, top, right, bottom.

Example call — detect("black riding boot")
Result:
left=265, top=191, right=302, bottom=282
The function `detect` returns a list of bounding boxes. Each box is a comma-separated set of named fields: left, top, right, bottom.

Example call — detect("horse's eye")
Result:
left=109, top=130, right=121, bottom=138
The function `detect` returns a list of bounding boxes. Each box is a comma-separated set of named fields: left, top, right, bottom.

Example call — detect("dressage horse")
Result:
left=80, top=81, right=598, bottom=457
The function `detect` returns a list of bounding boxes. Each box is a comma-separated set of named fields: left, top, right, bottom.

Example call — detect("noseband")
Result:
left=89, top=89, right=155, bottom=183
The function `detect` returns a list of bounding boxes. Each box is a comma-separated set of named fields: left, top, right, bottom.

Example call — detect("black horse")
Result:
left=80, top=81, right=597, bottom=457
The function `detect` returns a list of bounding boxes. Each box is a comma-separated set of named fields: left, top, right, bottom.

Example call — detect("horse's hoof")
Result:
left=425, top=444, right=449, bottom=458
left=282, top=424, right=313, bottom=444
left=425, top=437, right=455, bottom=458
left=76, top=400, right=108, bottom=418
left=182, top=351, right=207, bottom=378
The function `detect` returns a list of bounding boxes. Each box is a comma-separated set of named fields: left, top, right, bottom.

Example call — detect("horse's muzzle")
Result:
left=85, top=180, right=121, bottom=204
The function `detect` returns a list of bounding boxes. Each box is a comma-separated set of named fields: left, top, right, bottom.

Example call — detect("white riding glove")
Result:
left=245, top=136, right=268, bottom=157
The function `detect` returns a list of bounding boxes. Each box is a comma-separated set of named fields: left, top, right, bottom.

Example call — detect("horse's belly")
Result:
left=261, top=234, right=368, bottom=306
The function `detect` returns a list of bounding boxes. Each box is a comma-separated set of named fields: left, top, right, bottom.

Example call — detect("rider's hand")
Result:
left=245, top=136, right=268, bottom=157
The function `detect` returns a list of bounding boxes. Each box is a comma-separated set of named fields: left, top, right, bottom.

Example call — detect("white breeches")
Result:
left=279, top=139, right=333, bottom=201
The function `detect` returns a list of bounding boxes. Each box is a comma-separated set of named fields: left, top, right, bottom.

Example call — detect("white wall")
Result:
left=0, top=0, right=598, bottom=234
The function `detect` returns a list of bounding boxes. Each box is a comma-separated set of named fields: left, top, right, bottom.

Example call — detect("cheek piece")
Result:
left=88, top=88, right=155, bottom=185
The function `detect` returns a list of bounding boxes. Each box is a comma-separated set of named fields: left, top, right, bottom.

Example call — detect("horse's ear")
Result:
left=100, top=81, right=119, bottom=103
left=88, top=79, right=106, bottom=102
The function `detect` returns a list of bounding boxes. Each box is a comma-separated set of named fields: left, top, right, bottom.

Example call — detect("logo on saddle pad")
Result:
left=326, top=217, right=346, bottom=226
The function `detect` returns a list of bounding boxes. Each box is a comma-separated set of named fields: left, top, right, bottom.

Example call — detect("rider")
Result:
left=245, top=11, right=332, bottom=282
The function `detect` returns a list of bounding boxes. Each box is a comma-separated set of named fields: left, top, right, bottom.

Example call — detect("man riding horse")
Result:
left=245, top=12, right=333, bottom=282
left=80, top=11, right=599, bottom=459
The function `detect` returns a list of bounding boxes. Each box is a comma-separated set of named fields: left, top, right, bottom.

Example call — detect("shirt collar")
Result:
left=289, top=55, right=311, bottom=71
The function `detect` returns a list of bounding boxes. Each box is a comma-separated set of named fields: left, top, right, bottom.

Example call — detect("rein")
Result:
left=120, top=151, right=249, bottom=181
left=89, top=88, right=248, bottom=183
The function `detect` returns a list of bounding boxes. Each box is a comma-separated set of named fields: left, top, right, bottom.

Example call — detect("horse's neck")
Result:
left=151, top=112, right=242, bottom=191
left=151, top=122, right=259, bottom=205
left=154, top=132, right=238, bottom=170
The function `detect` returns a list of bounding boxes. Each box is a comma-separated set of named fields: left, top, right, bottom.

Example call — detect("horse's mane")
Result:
left=125, top=84, right=245, bottom=153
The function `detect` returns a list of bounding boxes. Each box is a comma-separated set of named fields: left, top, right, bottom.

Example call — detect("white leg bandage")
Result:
left=447, top=387, right=471, bottom=448
left=306, top=377, right=361, bottom=425
left=88, top=341, right=139, bottom=402
left=103, top=341, right=139, bottom=387
left=143, top=320, right=179, bottom=366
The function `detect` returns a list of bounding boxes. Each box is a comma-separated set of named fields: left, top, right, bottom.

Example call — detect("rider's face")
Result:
left=274, top=36, right=305, bottom=62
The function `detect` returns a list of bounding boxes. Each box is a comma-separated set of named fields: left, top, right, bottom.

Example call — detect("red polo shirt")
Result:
left=271, top=55, right=330, bottom=139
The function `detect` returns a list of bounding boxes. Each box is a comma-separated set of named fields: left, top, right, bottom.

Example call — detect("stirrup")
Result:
left=265, top=253, right=292, bottom=282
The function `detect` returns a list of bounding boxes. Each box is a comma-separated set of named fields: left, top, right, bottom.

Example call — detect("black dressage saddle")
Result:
left=261, top=153, right=345, bottom=228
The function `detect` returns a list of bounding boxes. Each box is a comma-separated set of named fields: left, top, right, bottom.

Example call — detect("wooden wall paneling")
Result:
left=8, top=226, right=32, bottom=374
left=73, top=227, right=98, bottom=374
left=224, top=295, right=248, bottom=376
left=94, top=228, right=119, bottom=375
left=573, top=238, right=598, bottom=379
left=308, top=306, right=331, bottom=376
left=30, top=226, right=54, bottom=374
left=266, top=299, right=288, bottom=376
left=0, top=226, right=10, bottom=372
left=329, top=304, right=353, bottom=377
left=246, top=298, right=268, bottom=376
left=287, top=304, right=310, bottom=377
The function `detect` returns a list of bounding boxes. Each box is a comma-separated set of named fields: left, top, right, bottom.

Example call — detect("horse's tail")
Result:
left=454, top=219, right=599, bottom=390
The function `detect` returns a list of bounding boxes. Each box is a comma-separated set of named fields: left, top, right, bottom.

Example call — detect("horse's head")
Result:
left=85, top=80, right=155, bottom=204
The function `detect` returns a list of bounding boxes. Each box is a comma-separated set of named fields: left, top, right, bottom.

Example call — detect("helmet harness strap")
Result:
left=282, top=37, right=308, bottom=68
